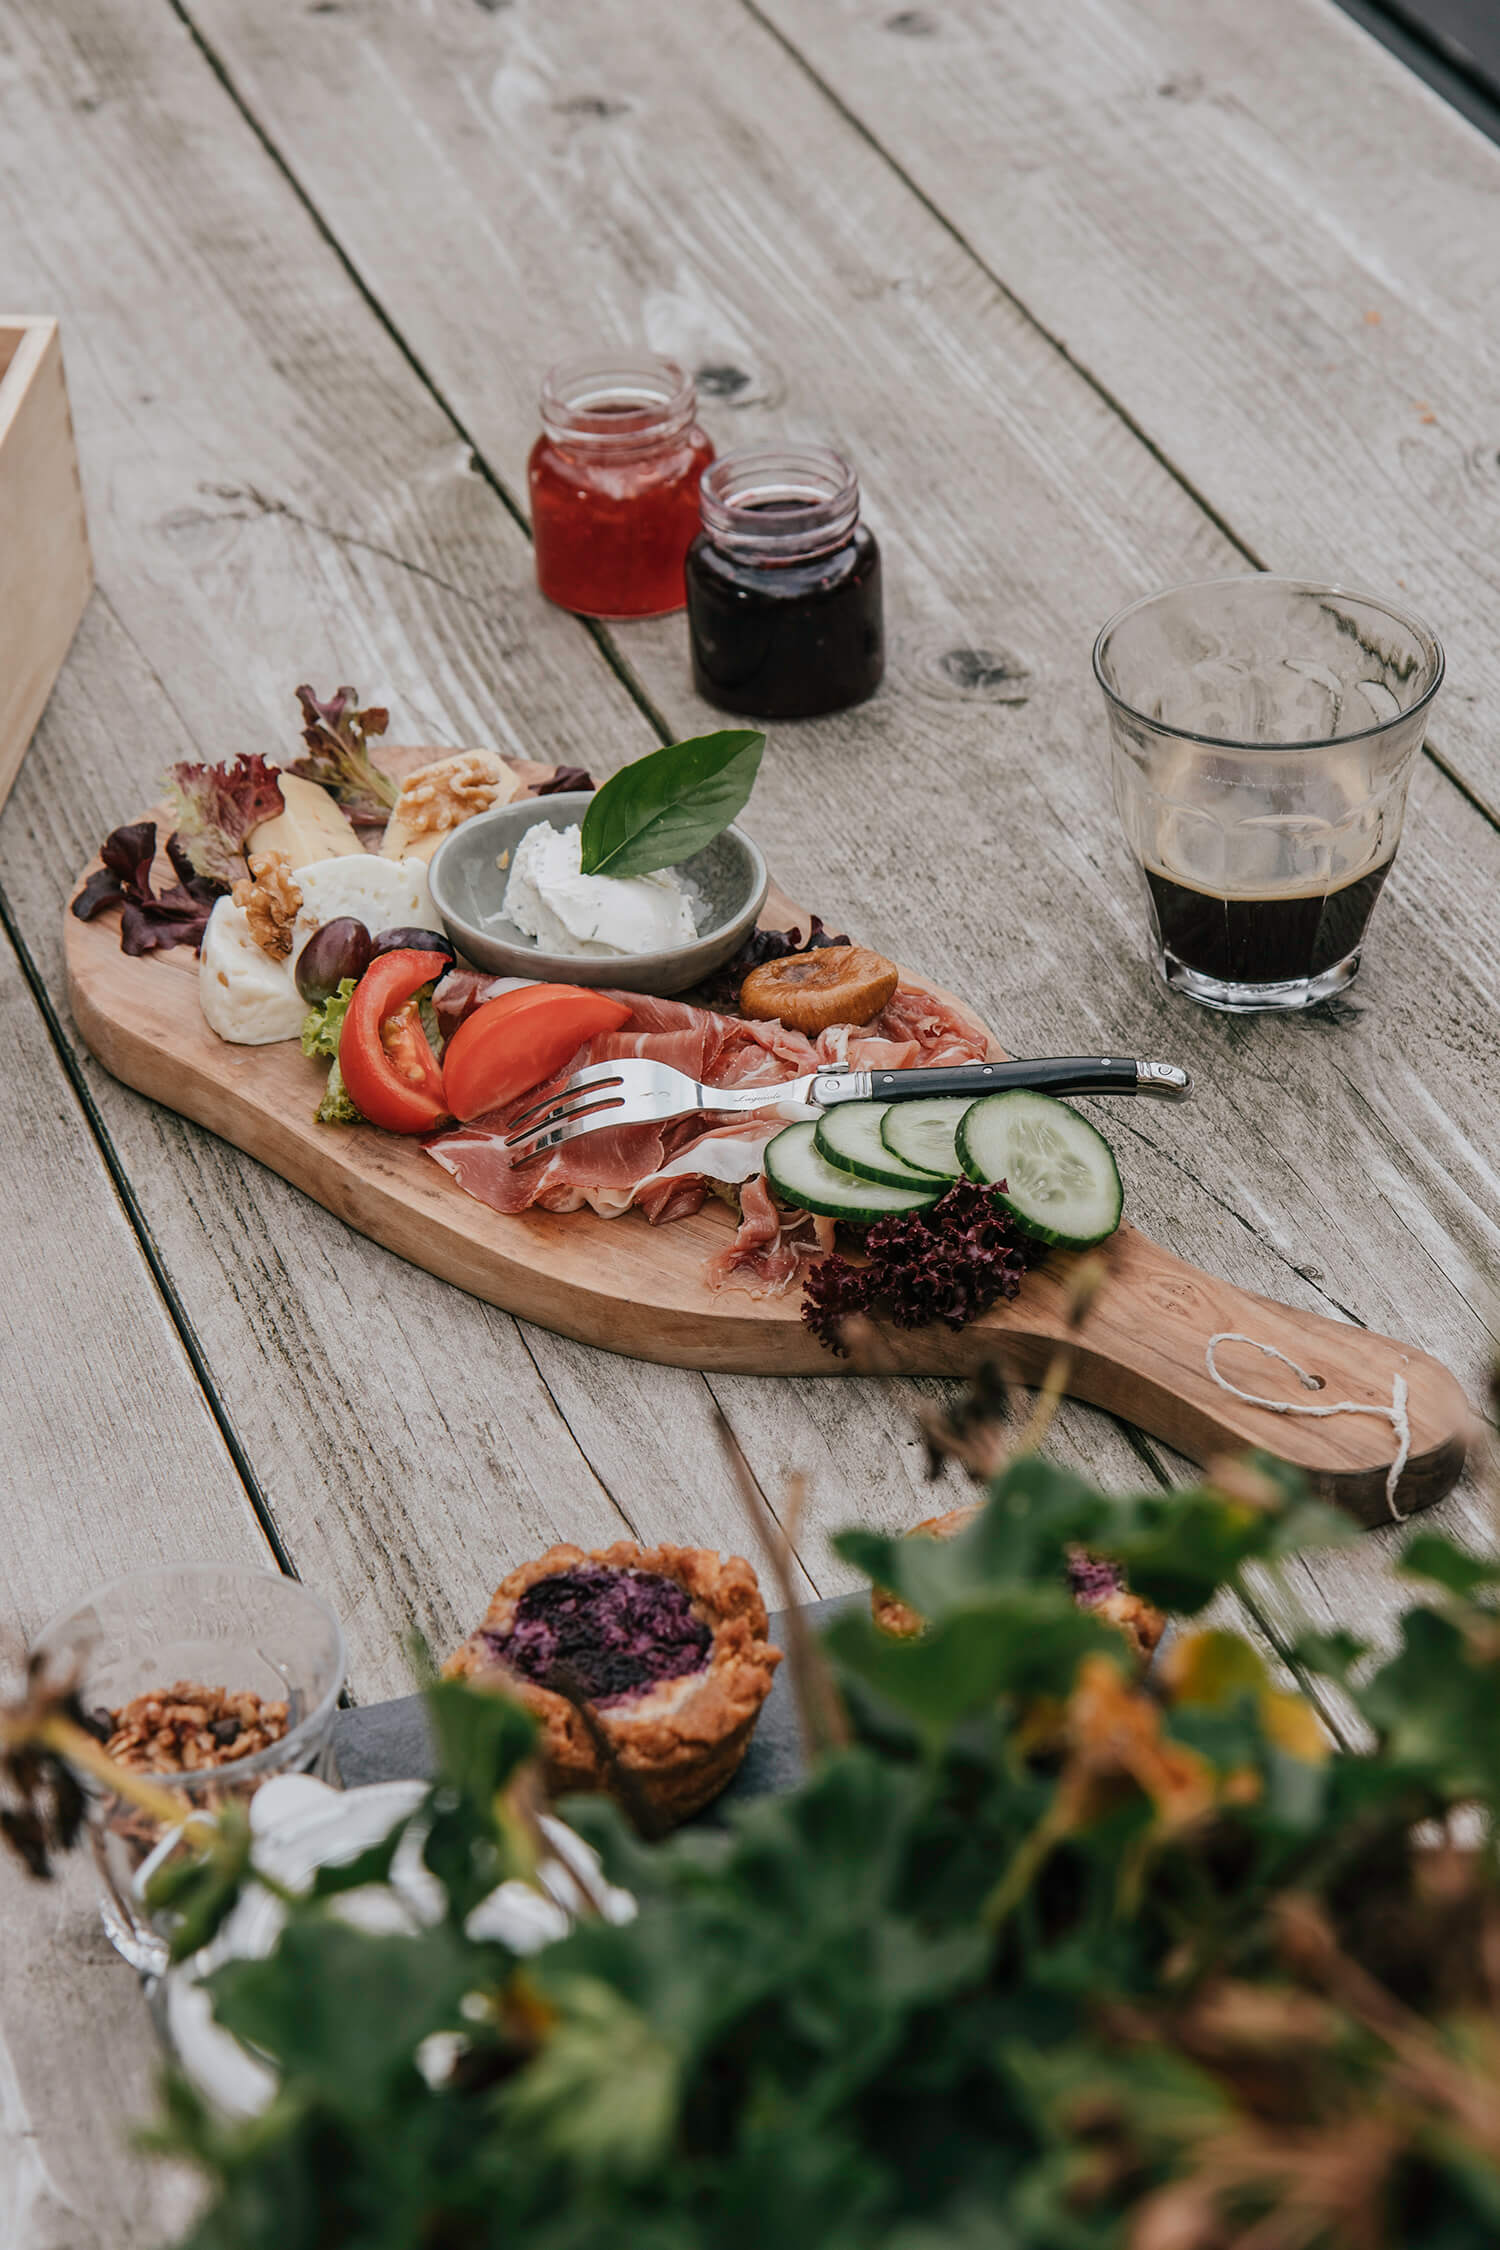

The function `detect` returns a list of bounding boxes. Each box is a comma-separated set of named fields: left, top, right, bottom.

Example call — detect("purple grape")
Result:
left=369, top=926, right=456, bottom=971
left=295, top=916, right=373, bottom=1004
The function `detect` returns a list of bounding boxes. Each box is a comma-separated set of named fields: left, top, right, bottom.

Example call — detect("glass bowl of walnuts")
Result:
left=31, top=1562, right=346, bottom=1972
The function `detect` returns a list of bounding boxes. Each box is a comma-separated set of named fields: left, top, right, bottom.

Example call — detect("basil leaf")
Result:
left=578, top=730, right=765, bottom=879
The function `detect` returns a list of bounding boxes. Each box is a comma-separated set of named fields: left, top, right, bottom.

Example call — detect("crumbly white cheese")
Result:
left=289, top=855, right=436, bottom=971
left=198, top=897, right=305, bottom=1045
left=504, top=822, right=697, bottom=957
left=199, top=854, right=438, bottom=1047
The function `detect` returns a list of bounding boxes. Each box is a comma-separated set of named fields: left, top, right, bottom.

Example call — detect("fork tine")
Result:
left=506, top=1060, right=628, bottom=1130
left=507, top=1102, right=631, bottom=1164
left=504, top=1092, right=624, bottom=1150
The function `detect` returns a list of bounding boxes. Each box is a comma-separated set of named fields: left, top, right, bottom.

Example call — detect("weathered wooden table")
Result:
left=4, top=0, right=1500, bottom=2236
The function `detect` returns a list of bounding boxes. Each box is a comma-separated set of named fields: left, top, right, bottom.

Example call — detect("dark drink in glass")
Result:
left=1095, top=577, right=1443, bottom=1012
left=1143, top=856, right=1395, bottom=992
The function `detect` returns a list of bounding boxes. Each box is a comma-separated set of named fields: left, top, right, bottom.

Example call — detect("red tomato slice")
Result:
left=442, top=984, right=632, bottom=1123
left=338, top=949, right=451, bottom=1135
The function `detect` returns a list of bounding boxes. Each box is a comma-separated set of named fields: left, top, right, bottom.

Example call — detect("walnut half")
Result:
left=232, top=850, right=302, bottom=958
left=380, top=749, right=524, bottom=862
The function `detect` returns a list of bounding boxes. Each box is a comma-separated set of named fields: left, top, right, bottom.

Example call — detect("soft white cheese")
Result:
left=199, top=855, right=439, bottom=1048
left=504, top=822, right=697, bottom=957
left=198, top=897, right=304, bottom=1045
left=289, top=855, right=436, bottom=972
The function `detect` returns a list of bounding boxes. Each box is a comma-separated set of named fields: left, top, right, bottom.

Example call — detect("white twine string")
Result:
left=1204, top=1331, right=1411, bottom=1523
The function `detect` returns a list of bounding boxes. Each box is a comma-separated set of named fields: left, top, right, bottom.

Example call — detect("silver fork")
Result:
left=504, top=1053, right=1192, bottom=1163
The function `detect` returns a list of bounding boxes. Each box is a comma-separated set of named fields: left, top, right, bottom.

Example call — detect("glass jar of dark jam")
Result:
left=685, top=447, right=884, bottom=719
left=528, top=355, right=714, bottom=620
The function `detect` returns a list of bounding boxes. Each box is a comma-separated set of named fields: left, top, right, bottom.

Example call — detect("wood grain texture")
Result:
left=65, top=833, right=1471, bottom=1519
left=0, top=320, right=91, bottom=819
left=748, top=0, right=1500, bottom=817
left=0, top=929, right=264, bottom=2246
left=182, top=0, right=1500, bottom=1618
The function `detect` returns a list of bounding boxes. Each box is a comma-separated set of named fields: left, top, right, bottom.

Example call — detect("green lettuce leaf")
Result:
left=315, top=1056, right=362, bottom=1126
left=301, top=977, right=359, bottom=1060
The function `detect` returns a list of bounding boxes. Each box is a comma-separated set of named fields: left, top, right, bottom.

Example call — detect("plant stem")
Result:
left=22, top=1711, right=220, bottom=1846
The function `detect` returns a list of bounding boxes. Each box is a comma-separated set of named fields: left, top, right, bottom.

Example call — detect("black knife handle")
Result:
left=866, top=1057, right=1190, bottom=1102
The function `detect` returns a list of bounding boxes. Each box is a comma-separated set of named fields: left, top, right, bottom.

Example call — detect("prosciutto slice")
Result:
left=424, top=978, right=990, bottom=1275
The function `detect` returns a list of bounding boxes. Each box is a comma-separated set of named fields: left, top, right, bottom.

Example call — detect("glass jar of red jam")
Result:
left=528, top=356, right=714, bottom=620
left=684, top=446, right=884, bottom=719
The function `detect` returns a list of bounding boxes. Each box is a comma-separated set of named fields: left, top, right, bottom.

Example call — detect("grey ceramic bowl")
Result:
left=426, top=793, right=769, bottom=998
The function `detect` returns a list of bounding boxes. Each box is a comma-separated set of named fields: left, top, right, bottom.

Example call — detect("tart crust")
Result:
left=870, top=1507, right=1165, bottom=1666
left=445, top=1541, right=781, bottom=1824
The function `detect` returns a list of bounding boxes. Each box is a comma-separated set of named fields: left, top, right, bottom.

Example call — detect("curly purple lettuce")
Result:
left=533, top=765, right=596, bottom=798
left=71, top=821, right=228, bottom=956
left=289, top=684, right=399, bottom=828
left=164, top=753, right=285, bottom=885
left=802, top=1181, right=1039, bottom=1353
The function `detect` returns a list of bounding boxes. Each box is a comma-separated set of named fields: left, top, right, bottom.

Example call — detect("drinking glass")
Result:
left=31, top=1563, right=346, bottom=1973
left=1094, top=576, right=1443, bottom=1011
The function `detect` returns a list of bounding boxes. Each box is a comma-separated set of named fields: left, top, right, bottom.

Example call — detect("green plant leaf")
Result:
left=497, top=1976, right=679, bottom=2181
left=578, top=730, right=765, bottom=878
left=1398, top=1531, right=1500, bottom=1598
left=207, top=1920, right=474, bottom=2118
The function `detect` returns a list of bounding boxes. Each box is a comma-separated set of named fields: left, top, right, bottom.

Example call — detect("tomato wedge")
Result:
left=442, top=984, right=632, bottom=1124
left=338, top=949, right=451, bottom=1135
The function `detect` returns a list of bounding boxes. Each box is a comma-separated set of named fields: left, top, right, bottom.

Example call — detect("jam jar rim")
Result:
left=539, top=353, right=699, bottom=454
left=698, top=444, right=861, bottom=564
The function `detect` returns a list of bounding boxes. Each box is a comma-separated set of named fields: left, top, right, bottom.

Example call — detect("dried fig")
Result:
left=739, top=944, right=899, bottom=1033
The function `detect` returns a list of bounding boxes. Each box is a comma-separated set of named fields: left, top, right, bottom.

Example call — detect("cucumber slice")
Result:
left=879, top=1096, right=972, bottom=1180
left=815, top=1102, right=942, bottom=1190
left=956, top=1090, right=1123, bottom=1248
left=765, top=1122, right=942, bottom=1223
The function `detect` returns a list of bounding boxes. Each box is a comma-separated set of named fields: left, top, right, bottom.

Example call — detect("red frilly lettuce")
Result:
left=164, top=753, right=285, bottom=885
left=289, top=685, right=399, bottom=828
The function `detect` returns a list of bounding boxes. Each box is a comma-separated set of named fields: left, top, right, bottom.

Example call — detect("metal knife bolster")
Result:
left=809, top=1057, right=1193, bottom=1107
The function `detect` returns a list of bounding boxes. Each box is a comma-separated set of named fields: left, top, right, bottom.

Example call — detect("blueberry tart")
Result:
left=445, top=1541, right=780, bottom=1824
left=871, top=1508, right=1164, bottom=1666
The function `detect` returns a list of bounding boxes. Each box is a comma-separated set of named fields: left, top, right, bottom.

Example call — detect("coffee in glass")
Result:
left=1095, top=577, right=1443, bottom=1011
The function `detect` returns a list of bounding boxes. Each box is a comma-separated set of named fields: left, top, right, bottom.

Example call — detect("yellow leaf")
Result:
left=1258, top=1688, right=1330, bottom=1764
left=1159, top=1630, right=1266, bottom=1708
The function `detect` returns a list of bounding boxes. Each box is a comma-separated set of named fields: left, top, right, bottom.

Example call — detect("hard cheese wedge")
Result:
left=248, top=774, right=364, bottom=868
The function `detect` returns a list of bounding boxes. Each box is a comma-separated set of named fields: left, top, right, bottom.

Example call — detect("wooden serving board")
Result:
left=65, top=761, right=1472, bottom=1527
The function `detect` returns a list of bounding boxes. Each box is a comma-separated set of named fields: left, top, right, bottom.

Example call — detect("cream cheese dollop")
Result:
left=504, top=821, right=698, bottom=957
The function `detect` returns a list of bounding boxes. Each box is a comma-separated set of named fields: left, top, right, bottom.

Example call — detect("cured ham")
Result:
left=424, top=976, right=989, bottom=1276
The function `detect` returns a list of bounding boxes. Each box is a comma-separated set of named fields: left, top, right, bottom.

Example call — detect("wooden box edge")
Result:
left=0, top=316, right=93, bottom=821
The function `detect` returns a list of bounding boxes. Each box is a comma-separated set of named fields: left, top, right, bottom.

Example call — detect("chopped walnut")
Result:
left=103, top=1679, right=290, bottom=1774
left=232, top=850, right=302, bottom=958
left=390, top=750, right=509, bottom=842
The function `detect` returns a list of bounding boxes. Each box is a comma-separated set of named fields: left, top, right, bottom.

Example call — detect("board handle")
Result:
left=966, top=1228, right=1474, bottom=1527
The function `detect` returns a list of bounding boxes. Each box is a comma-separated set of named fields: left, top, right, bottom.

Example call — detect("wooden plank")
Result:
left=744, top=0, right=1500, bottom=820
left=0, top=320, right=91, bottom=819
left=180, top=0, right=1500, bottom=1630
left=0, top=919, right=264, bottom=2245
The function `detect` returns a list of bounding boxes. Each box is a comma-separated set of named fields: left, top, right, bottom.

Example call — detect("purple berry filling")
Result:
left=1067, top=1551, right=1126, bottom=1607
left=483, top=1564, right=712, bottom=1708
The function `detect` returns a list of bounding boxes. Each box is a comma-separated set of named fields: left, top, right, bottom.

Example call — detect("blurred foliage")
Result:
left=139, top=1444, right=1500, bottom=2250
